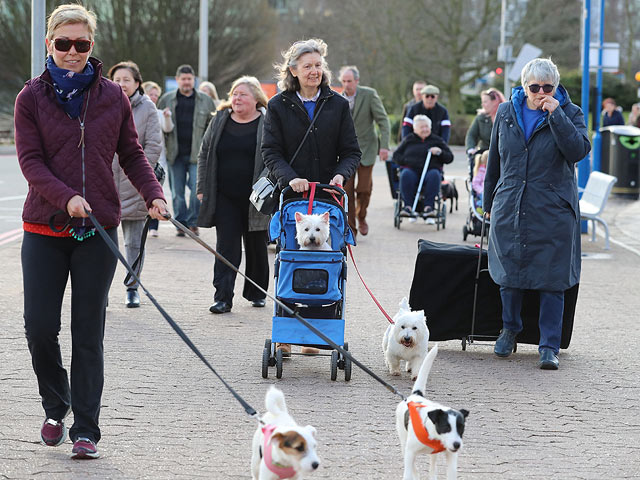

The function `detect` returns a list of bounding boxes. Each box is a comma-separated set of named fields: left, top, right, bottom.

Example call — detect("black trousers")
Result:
left=213, top=193, right=269, bottom=306
left=22, top=229, right=118, bottom=443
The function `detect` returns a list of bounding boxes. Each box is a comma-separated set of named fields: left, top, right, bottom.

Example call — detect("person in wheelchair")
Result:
left=392, top=114, right=453, bottom=218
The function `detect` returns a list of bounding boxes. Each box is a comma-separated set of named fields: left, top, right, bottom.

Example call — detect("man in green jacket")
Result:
left=339, top=66, right=390, bottom=236
left=158, top=65, right=215, bottom=236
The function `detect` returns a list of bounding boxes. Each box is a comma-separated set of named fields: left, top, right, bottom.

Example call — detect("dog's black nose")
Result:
left=453, top=441, right=460, bottom=450
left=403, top=336, right=411, bottom=342
left=312, top=461, right=319, bottom=470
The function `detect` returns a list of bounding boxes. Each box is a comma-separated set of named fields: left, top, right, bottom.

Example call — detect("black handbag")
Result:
left=250, top=99, right=326, bottom=215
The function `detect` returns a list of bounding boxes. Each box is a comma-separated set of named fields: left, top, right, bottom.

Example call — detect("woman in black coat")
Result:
left=392, top=114, right=453, bottom=218
left=261, top=38, right=361, bottom=194
left=484, top=58, right=590, bottom=370
left=261, top=38, right=360, bottom=354
left=196, top=76, right=271, bottom=314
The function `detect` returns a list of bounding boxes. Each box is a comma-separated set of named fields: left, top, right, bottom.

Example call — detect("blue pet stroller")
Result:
left=262, top=184, right=355, bottom=381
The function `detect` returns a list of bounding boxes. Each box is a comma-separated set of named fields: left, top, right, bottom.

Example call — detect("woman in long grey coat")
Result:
left=483, top=58, right=591, bottom=370
left=196, top=76, right=270, bottom=314
left=109, top=61, right=162, bottom=307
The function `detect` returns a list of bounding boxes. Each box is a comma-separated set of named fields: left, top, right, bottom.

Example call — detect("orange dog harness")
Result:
left=407, top=401, right=446, bottom=454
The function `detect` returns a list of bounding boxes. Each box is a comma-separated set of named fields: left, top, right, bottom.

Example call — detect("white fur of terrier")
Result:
left=251, top=386, right=320, bottom=479
left=382, top=297, right=429, bottom=380
left=295, top=211, right=331, bottom=250
left=395, top=344, right=470, bottom=480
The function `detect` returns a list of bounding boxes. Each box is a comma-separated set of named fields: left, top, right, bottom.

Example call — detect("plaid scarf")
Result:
left=46, top=56, right=95, bottom=119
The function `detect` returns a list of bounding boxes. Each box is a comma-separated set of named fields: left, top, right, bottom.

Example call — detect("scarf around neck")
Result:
left=46, top=56, right=95, bottom=119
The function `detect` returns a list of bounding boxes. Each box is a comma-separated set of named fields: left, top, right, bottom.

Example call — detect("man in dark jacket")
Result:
left=483, top=58, right=590, bottom=370
left=401, top=85, right=451, bottom=142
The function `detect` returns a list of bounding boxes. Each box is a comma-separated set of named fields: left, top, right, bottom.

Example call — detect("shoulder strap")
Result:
left=286, top=98, right=326, bottom=167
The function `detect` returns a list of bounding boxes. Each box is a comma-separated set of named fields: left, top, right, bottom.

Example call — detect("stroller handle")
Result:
left=281, top=183, right=347, bottom=201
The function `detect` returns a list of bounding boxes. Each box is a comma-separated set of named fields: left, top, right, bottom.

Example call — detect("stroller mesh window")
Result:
left=293, top=269, right=329, bottom=295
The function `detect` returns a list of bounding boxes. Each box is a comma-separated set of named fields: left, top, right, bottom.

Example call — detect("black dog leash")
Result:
left=85, top=210, right=262, bottom=422
left=165, top=214, right=407, bottom=402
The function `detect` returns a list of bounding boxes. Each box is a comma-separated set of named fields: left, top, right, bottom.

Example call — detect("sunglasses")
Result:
left=528, top=84, right=554, bottom=94
left=53, top=38, right=92, bottom=53
left=424, top=94, right=436, bottom=99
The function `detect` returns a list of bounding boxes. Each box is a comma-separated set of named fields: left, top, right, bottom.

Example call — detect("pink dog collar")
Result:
left=263, top=424, right=296, bottom=479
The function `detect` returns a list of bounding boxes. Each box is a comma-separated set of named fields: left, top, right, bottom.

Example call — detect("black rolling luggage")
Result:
left=409, top=239, right=577, bottom=349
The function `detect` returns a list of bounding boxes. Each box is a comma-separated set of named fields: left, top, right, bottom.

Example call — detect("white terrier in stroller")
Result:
left=382, top=297, right=429, bottom=380
left=295, top=211, right=331, bottom=250
left=396, top=344, right=470, bottom=480
left=251, top=386, right=320, bottom=479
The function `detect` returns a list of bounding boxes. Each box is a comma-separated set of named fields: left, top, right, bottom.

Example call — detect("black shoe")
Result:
left=126, top=289, right=140, bottom=308
left=176, top=229, right=185, bottom=237
left=423, top=206, right=437, bottom=218
left=251, top=299, right=266, bottom=308
left=209, top=301, right=231, bottom=314
left=538, top=348, right=559, bottom=370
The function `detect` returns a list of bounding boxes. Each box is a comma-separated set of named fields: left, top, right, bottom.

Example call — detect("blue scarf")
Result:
left=46, top=56, right=95, bottom=119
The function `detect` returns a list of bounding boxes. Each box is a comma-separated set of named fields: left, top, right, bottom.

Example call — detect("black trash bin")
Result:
left=600, top=125, right=640, bottom=199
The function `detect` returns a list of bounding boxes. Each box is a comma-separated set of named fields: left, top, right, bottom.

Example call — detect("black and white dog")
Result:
left=395, top=344, right=469, bottom=480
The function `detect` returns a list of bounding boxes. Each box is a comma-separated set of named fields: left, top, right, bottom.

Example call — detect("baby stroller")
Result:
left=391, top=152, right=447, bottom=230
left=262, top=183, right=355, bottom=381
left=462, top=149, right=490, bottom=241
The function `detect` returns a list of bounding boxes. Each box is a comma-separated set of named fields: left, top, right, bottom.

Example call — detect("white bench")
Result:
left=579, top=171, right=617, bottom=250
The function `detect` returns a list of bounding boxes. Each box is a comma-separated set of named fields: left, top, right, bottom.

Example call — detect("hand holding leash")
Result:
left=149, top=199, right=170, bottom=220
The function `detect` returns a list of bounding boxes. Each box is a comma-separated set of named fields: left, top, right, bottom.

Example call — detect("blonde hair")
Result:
left=46, top=4, right=97, bottom=41
left=142, top=81, right=162, bottom=96
left=199, top=81, right=220, bottom=101
left=275, top=38, right=331, bottom=92
left=473, top=150, right=489, bottom=178
left=217, top=76, right=268, bottom=112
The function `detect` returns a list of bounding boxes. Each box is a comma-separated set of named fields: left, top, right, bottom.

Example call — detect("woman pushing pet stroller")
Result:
left=261, top=37, right=361, bottom=354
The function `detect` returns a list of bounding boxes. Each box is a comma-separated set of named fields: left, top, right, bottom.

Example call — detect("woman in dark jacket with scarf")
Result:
left=483, top=58, right=590, bottom=370
left=261, top=38, right=360, bottom=354
left=261, top=38, right=360, bottom=194
left=14, top=4, right=167, bottom=459
left=196, top=76, right=271, bottom=314
left=392, top=114, right=453, bottom=218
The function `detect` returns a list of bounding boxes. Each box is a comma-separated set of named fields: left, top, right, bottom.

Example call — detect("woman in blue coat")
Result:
left=483, top=58, right=591, bottom=370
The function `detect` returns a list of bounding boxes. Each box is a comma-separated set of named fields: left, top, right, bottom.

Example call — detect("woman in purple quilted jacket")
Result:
left=14, top=4, right=168, bottom=460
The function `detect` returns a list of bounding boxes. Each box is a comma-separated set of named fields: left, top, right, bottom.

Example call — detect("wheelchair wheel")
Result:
left=394, top=199, right=402, bottom=229
left=463, top=225, right=468, bottom=241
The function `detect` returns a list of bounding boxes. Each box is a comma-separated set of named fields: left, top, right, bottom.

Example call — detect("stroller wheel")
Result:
left=461, top=337, right=467, bottom=351
left=275, top=348, right=283, bottom=379
left=343, top=343, right=351, bottom=381
left=262, top=347, right=270, bottom=378
left=462, top=226, right=468, bottom=241
left=330, top=350, right=338, bottom=381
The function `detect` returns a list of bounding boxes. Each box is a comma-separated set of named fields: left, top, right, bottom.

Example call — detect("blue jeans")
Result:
left=500, top=287, right=564, bottom=354
left=399, top=167, right=441, bottom=209
left=168, top=155, right=200, bottom=227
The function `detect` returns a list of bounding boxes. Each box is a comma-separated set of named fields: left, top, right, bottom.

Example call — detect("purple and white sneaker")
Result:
left=71, top=437, right=99, bottom=459
left=40, top=418, right=67, bottom=446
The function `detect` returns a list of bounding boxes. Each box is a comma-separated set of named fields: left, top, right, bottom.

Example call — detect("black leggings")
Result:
left=22, top=229, right=118, bottom=443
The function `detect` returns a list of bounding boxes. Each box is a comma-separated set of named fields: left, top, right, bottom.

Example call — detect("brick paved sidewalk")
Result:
left=0, top=149, right=638, bottom=479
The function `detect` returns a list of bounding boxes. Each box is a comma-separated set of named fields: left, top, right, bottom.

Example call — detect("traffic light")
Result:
left=495, top=67, right=504, bottom=75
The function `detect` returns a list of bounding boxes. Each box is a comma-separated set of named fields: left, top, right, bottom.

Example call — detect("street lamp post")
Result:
left=31, top=0, right=46, bottom=79
left=198, top=0, right=209, bottom=82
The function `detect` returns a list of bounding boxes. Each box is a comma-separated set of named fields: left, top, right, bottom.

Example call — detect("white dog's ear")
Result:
left=399, top=296, right=410, bottom=311
left=295, top=211, right=303, bottom=222
left=305, top=425, right=317, bottom=437
left=321, top=211, right=330, bottom=223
